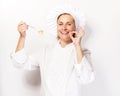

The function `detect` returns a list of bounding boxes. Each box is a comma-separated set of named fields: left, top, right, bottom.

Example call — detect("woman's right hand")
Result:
left=17, top=21, right=28, bottom=37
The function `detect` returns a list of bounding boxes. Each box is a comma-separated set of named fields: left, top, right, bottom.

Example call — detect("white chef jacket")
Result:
left=11, top=41, right=94, bottom=96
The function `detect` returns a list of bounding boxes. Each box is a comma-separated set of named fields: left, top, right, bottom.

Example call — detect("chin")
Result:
left=63, top=38, right=72, bottom=43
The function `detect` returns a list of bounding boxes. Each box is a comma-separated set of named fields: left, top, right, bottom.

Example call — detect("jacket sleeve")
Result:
left=74, top=49, right=95, bottom=84
left=10, top=48, right=39, bottom=70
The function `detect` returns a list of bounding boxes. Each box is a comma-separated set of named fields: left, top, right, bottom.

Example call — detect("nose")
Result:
left=63, top=25, right=67, bottom=31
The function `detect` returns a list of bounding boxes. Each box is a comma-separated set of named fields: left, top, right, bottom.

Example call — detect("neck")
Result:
left=59, top=40, right=72, bottom=48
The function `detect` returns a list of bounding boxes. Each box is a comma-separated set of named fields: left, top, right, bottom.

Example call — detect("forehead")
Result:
left=57, top=14, right=75, bottom=22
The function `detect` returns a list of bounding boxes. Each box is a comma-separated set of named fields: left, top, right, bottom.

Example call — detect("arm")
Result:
left=70, top=27, right=94, bottom=84
left=11, top=21, right=39, bottom=70
left=69, top=27, right=84, bottom=64
left=15, top=21, right=28, bottom=52
left=74, top=44, right=83, bottom=64
left=74, top=49, right=95, bottom=84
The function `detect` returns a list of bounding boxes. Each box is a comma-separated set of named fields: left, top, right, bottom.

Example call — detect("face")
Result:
left=57, top=14, right=76, bottom=44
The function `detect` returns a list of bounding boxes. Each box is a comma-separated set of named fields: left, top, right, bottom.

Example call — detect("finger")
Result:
left=69, top=31, right=76, bottom=39
left=78, top=27, right=85, bottom=37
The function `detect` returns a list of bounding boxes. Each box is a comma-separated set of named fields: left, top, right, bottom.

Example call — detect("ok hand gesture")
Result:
left=69, top=27, right=85, bottom=46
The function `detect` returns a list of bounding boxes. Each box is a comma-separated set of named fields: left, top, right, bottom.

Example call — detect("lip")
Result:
left=60, top=31, right=69, bottom=35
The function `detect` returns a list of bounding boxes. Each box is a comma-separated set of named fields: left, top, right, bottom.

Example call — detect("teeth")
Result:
left=61, top=31, right=68, bottom=35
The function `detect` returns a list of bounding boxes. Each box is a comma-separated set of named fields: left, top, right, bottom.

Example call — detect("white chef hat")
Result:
left=46, top=4, right=86, bottom=36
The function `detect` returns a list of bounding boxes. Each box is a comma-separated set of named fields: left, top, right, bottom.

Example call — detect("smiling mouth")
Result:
left=60, top=31, right=69, bottom=35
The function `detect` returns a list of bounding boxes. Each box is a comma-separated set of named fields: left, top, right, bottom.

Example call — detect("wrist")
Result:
left=20, top=34, right=26, bottom=38
left=74, top=43, right=81, bottom=48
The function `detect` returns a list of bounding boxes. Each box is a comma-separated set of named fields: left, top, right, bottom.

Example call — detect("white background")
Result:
left=0, top=0, right=120, bottom=96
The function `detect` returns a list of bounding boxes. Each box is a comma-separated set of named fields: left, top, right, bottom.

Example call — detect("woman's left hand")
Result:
left=69, top=27, right=84, bottom=46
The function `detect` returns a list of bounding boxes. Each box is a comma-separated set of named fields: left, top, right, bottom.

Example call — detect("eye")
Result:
left=68, top=23, right=72, bottom=26
left=58, top=23, right=63, bottom=26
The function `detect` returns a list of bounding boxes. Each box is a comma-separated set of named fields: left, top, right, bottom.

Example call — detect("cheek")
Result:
left=68, top=25, right=76, bottom=30
left=57, top=27, right=60, bottom=31
left=57, top=28, right=61, bottom=36
left=57, top=25, right=61, bottom=31
left=57, top=25, right=62, bottom=30
left=68, top=27, right=75, bottom=31
left=57, top=28, right=60, bottom=36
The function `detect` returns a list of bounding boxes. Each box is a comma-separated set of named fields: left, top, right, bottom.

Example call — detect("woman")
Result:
left=11, top=8, right=94, bottom=96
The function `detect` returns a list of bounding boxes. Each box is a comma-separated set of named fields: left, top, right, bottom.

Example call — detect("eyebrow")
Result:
left=57, top=21, right=73, bottom=23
